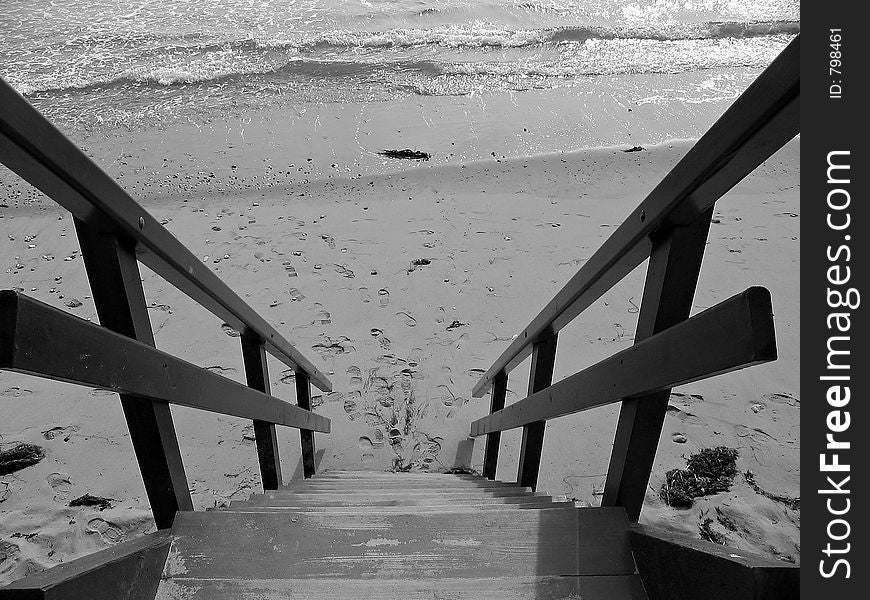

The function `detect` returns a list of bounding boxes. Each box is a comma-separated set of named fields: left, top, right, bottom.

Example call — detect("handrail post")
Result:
left=241, top=334, right=283, bottom=490
left=295, top=371, right=316, bottom=478
left=517, top=333, right=558, bottom=490
left=482, top=370, right=508, bottom=479
left=602, top=208, right=714, bottom=521
left=74, top=218, right=192, bottom=528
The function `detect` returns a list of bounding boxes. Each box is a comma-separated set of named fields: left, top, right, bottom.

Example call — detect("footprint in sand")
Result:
left=321, top=235, right=336, bottom=249
left=377, top=288, right=390, bottom=307
left=407, top=348, right=422, bottom=367
left=1, top=386, right=32, bottom=398
left=87, top=518, right=125, bottom=544
left=47, top=472, right=72, bottom=501
left=359, top=287, right=372, bottom=303
left=0, top=541, right=21, bottom=577
left=282, top=261, right=297, bottom=277
left=437, top=384, right=462, bottom=408
left=42, top=426, right=79, bottom=442
left=359, top=436, right=374, bottom=451
left=762, top=392, right=799, bottom=407
left=343, top=398, right=362, bottom=421
left=375, top=354, right=400, bottom=366
left=347, top=366, right=363, bottom=390
left=396, top=311, right=417, bottom=327
left=434, top=306, right=447, bottom=324
left=312, top=336, right=354, bottom=357
left=313, top=303, right=332, bottom=325
left=326, top=391, right=344, bottom=404
left=288, top=288, right=305, bottom=302
left=221, top=323, right=241, bottom=337
left=334, top=264, right=354, bottom=278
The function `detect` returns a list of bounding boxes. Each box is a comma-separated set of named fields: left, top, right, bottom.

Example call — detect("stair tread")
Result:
left=266, top=488, right=535, bottom=496
left=156, top=575, right=647, bottom=600
left=221, top=503, right=573, bottom=514
left=239, top=496, right=554, bottom=507
left=165, top=509, right=583, bottom=580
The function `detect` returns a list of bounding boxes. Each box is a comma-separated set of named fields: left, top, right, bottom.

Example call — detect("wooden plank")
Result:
left=222, top=503, right=573, bottom=514
left=280, top=479, right=524, bottom=489
left=576, top=507, right=636, bottom=576
left=73, top=221, right=191, bottom=528
left=517, top=334, right=557, bottom=490
left=241, top=497, right=551, bottom=509
left=165, top=509, right=581, bottom=579
left=471, top=36, right=799, bottom=397
left=295, top=371, right=316, bottom=478
left=630, top=526, right=798, bottom=600
left=241, top=335, right=282, bottom=491
left=156, top=575, right=646, bottom=600
left=482, top=370, right=508, bottom=479
left=252, top=489, right=539, bottom=501
left=0, top=531, right=170, bottom=600
left=471, top=286, right=775, bottom=436
left=602, top=210, right=713, bottom=521
left=0, top=291, right=330, bottom=434
left=0, top=77, right=331, bottom=392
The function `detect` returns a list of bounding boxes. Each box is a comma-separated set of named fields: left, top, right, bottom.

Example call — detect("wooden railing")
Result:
left=470, top=36, right=799, bottom=521
left=0, top=79, right=332, bottom=529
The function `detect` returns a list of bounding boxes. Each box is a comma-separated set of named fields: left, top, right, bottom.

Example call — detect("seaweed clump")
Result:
left=660, top=446, right=739, bottom=509
left=378, top=149, right=431, bottom=160
left=0, top=443, right=45, bottom=475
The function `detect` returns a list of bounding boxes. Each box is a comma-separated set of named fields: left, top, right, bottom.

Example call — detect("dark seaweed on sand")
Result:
left=69, top=494, right=113, bottom=510
left=378, top=149, right=431, bottom=160
left=0, top=443, right=45, bottom=475
left=660, top=446, right=739, bottom=509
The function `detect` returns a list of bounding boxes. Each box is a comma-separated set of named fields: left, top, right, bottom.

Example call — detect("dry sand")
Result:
left=0, top=97, right=799, bottom=582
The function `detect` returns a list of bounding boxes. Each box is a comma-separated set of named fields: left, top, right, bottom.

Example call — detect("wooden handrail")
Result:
left=0, top=78, right=332, bottom=393
left=471, top=287, right=775, bottom=436
left=0, top=291, right=331, bottom=433
left=472, top=35, right=799, bottom=398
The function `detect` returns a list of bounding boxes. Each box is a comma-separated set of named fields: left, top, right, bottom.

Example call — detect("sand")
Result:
left=0, top=94, right=799, bottom=583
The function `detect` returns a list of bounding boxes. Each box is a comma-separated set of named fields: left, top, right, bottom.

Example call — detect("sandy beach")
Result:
left=1, top=109, right=799, bottom=581
left=0, top=0, right=801, bottom=584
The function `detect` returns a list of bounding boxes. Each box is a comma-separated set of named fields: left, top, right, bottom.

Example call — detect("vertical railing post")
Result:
left=294, top=371, right=316, bottom=478
left=602, top=208, right=714, bottom=521
left=516, top=332, right=558, bottom=491
left=241, top=334, right=282, bottom=490
left=74, top=218, right=192, bottom=529
left=482, top=371, right=508, bottom=480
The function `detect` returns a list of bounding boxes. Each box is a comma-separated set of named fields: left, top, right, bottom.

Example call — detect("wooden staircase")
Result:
left=156, top=471, right=646, bottom=599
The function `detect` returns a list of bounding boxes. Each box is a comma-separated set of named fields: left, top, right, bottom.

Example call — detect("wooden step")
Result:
left=164, top=509, right=583, bottom=580
left=222, top=502, right=574, bottom=513
left=282, top=479, right=524, bottom=490
left=240, top=495, right=555, bottom=508
left=268, top=487, right=535, bottom=497
left=157, top=574, right=647, bottom=599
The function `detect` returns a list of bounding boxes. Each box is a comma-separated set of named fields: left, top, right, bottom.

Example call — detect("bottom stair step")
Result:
left=157, top=575, right=647, bottom=599
left=220, top=502, right=575, bottom=514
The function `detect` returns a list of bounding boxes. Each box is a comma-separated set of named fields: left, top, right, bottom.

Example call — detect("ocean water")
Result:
left=1, top=0, right=798, bottom=133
